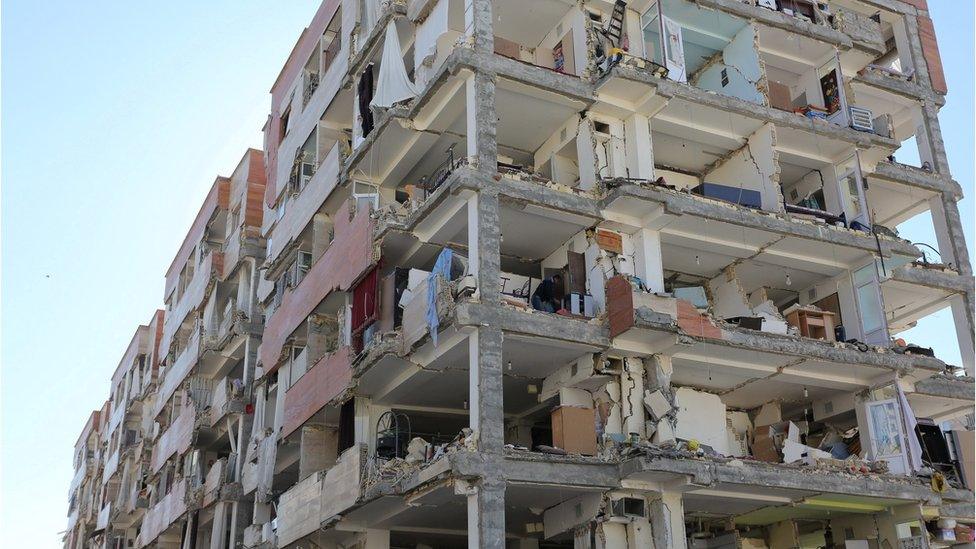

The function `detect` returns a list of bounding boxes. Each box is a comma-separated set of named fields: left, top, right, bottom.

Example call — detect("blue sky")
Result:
left=0, top=2, right=972, bottom=547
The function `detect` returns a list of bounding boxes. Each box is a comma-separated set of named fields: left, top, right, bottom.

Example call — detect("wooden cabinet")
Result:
left=784, top=306, right=836, bottom=341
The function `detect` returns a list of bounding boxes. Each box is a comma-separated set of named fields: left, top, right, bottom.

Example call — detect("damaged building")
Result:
left=65, top=0, right=975, bottom=548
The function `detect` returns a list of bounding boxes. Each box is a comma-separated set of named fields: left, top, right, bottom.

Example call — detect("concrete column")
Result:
left=358, top=528, right=391, bottom=549
left=766, top=520, right=799, bottom=548
left=354, top=396, right=372, bottom=446
left=467, top=194, right=481, bottom=282
left=464, top=0, right=493, bottom=53
left=949, top=294, right=975, bottom=375
left=624, top=114, right=654, bottom=180
left=929, top=193, right=973, bottom=276
left=632, top=229, right=664, bottom=293
left=649, top=492, right=687, bottom=549
left=465, top=72, right=498, bottom=174
left=469, top=191, right=502, bottom=304
left=223, top=500, right=250, bottom=549
left=468, top=328, right=506, bottom=548
left=210, top=501, right=228, bottom=549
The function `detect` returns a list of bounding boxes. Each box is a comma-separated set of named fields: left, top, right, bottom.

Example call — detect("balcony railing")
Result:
left=152, top=326, right=201, bottom=420
left=136, top=479, right=188, bottom=547
left=96, top=502, right=111, bottom=531
left=161, top=250, right=221, bottom=358
left=209, top=377, right=243, bottom=427
left=102, top=447, right=121, bottom=484
left=150, top=403, right=197, bottom=474
left=275, top=445, right=366, bottom=547
left=202, top=457, right=229, bottom=507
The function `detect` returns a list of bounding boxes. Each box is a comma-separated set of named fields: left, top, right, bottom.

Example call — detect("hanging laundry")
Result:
left=371, top=22, right=418, bottom=109
left=427, top=248, right=453, bottom=346
left=358, top=65, right=375, bottom=136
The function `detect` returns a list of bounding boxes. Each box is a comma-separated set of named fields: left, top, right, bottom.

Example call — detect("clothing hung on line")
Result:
left=358, top=65, right=375, bottom=137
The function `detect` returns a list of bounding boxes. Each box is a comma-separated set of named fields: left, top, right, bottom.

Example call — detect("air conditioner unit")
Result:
left=610, top=497, right=647, bottom=518
left=757, top=0, right=778, bottom=9
left=849, top=106, right=875, bottom=132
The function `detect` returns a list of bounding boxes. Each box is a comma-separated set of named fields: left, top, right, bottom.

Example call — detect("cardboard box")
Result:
left=751, top=421, right=800, bottom=463
left=552, top=406, right=597, bottom=455
left=751, top=426, right=781, bottom=462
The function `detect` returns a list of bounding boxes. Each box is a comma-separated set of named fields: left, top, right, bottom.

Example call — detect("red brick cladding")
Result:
left=281, top=346, right=354, bottom=438
left=163, top=177, right=230, bottom=299
left=260, top=200, right=377, bottom=373
left=916, top=15, right=947, bottom=94
left=265, top=0, right=342, bottom=209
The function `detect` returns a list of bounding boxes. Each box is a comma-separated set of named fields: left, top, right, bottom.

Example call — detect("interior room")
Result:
left=651, top=115, right=781, bottom=213
left=639, top=0, right=765, bottom=105
left=759, top=29, right=849, bottom=126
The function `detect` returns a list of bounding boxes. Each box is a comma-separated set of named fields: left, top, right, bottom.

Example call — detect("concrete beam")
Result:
left=619, top=454, right=968, bottom=505
left=455, top=302, right=609, bottom=348
left=871, top=161, right=963, bottom=199
left=631, top=307, right=945, bottom=375
left=603, top=183, right=923, bottom=260
left=912, top=374, right=975, bottom=400
left=604, top=66, right=898, bottom=150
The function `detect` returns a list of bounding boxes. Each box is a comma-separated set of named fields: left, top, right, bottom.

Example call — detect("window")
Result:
left=294, top=251, right=313, bottom=286
left=279, top=106, right=291, bottom=140
left=352, top=181, right=380, bottom=210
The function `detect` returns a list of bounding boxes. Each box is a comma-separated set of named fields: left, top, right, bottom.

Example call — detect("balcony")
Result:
left=221, top=223, right=262, bottom=280
left=275, top=445, right=366, bottom=547
left=152, top=326, right=201, bottom=419
left=102, top=447, right=120, bottom=485
left=150, top=403, right=197, bottom=474
left=208, top=376, right=244, bottom=427
left=68, top=452, right=92, bottom=496
left=267, top=142, right=342, bottom=267
left=202, top=457, right=230, bottom=507
left=136, top=479, right=188, bottom=548
left=605, top=275, right=944, bottom=410
left=96, top=501, right=111, bottom=531
left=281, top=347, right=354, bottom=438
left=160, top=249, right=222, bottom=358
left=260, top=199, right=378, bottom=373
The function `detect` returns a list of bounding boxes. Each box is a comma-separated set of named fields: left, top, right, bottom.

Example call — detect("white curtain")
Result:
left=896, top=384, right=924, bottom=473
left=363, top=0, right=379, bottom=35
left=371, top=23, right=418, bottom=108
left=414, top=0, right=449, bottom=85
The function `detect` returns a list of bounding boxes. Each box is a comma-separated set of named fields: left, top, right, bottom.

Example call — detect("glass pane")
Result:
left=841, top=174, right=862, bottom=218
left=856, top=283, right=884, bottom=333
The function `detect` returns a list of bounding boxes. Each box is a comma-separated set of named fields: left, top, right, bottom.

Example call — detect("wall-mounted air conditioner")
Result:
left=849, top=106, right=875, bottom=132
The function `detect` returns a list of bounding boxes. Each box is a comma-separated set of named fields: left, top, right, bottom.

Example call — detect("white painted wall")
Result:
left=706, top=124, right=781, bottom=212
left=695, top=25, right=764, bottom=105
left=673, top=387, right=730, bottom=455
